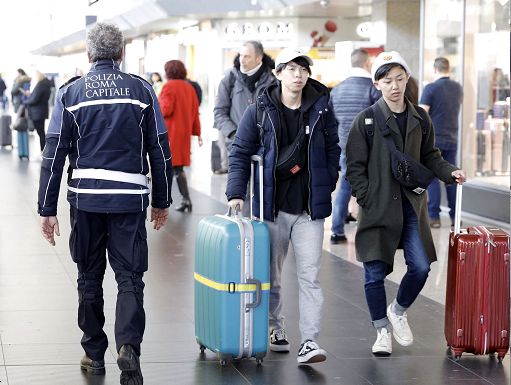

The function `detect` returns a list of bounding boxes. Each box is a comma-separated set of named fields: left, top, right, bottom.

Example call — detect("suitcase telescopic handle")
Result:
left=245, top=278, right=262, bottom=309
left=250, top=155, right=264, bottom=222
left=454, top=183, right=462, bottom=235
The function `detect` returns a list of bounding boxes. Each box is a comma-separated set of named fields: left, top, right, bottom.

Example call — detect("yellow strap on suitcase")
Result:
left=194, top=272, right=270, bottom=292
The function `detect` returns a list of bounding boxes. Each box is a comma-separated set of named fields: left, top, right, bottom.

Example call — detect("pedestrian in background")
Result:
left=23, top=70, right=52, bottom=151
left=419, top=57, right=463, bottom=228
left=213, top=40, right=275, bottom=174
left=346, top=51, right=465, bottom=356
left=0, top=74, right=7, bottom=111
left=227, top=47, right=340, bottom=364
left=159, top=59, right=202, bottom=213
left=329, top=48, right=381, bottom=244
left=11, top=68, right=31, bottom=113
left=38, top=22, right=172, bottom=385
left=150, top=72, right=164, bottom=96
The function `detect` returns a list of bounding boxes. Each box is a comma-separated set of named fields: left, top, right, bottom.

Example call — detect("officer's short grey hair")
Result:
left=86, top=23, right=124, bottom=62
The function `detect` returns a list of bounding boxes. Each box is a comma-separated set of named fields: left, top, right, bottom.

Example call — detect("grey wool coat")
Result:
left=346, top=97, right=458, bottom=272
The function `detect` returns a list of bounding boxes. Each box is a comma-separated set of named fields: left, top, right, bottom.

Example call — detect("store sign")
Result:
left=356, top=22, right=373, bottom=39
left=223, top=21, right=293, bottom=41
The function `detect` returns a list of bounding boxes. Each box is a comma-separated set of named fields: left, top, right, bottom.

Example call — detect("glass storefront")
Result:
left=464, top=0, right=510, bottom=188
left=423, top=0, right=510, bottom=191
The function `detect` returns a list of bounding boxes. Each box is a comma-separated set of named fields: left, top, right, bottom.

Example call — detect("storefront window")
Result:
left=422, top=0, right=463, bottom=83
left=424, top=0, right=510, bottom=190
left=463, top=0, right=510, bottom=188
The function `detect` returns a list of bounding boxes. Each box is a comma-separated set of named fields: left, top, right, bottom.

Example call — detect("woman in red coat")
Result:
left=159, top=60, right=202, bottom=212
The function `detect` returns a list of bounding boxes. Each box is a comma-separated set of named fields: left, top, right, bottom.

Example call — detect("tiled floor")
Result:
left=0, top=133, right=509, bottom=385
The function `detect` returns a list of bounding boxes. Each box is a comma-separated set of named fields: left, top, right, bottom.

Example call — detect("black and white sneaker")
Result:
left=269, top=328, right=290, bottom=352
left=297, top=340, right=326, bottom=364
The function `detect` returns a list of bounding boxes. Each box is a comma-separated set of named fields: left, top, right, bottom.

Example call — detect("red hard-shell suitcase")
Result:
left=445, top=185, right=510, bottom=361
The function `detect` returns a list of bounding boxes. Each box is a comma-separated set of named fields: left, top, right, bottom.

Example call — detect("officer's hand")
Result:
left=151, top=207, right=169, bottom=230
left=197, top=136, right=204, bottom=147
left=451, top=170, right=466, bottom=184
left=40, top=216, right=60, bottom=246
left=228, top=199, right=244, bottom=215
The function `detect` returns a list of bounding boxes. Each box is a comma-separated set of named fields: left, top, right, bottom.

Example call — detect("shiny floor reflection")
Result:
left=0, top=135, right=508, bottom=385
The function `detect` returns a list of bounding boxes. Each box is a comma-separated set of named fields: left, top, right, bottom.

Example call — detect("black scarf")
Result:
left=240, top=64, right=266, bottom=92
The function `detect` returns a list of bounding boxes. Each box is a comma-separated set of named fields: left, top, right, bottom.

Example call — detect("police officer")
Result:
left=38, top=23, right=172, bottom=385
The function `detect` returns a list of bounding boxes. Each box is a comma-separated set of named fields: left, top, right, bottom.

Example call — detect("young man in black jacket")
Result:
left=226, top=47, right=340, bottom=364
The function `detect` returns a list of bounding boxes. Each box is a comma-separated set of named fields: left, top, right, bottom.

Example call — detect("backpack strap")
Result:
left=414, top=105, right=428, bottom=135
left=255, top=95, right=266, bottom=146
left=364, top=104, right=428, bottom=149
left=363, top=106, right=375, bottom=148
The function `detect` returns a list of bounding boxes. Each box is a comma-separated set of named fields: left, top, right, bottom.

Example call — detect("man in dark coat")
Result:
left=23, top=70, right=53, bottom=151
left=226, top=47, right=339, bottom=364
left=346, top=51, right=465, bottom=356
left=38, top=23, right=172, bottom=385
left=419, top=57, right=463, bottom=228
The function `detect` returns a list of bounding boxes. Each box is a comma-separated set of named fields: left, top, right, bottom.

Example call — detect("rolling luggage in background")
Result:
left=445, top=184, right=510, bottom=361
left=17, top=130, right=29, bottom=160
left=0, top=114, right=12, bottom=147
left=491, top=120, right=506, bottom=173
left=195, top=155, right=270, bottom=365
left=211, top=140, right=222, bottom=173
left=476, top=129, right=492, bottom=174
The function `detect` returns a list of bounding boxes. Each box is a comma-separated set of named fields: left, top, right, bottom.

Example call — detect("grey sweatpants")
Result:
left=267, top=211, right=325, bottom=343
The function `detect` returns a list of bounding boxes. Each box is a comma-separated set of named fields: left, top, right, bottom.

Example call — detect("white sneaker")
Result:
left=387, top=304, right=413, bottom=346
left=269, top=328, right=290, bottom=352
left=297, top=340, right=326, bottom=363
left=372, top=327, right=392, bottom=355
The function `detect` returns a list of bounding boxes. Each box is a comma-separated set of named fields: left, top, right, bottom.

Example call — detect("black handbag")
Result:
left=372, top=105, right=435, bottom=194
left=12, top=106, right=28, bottom=132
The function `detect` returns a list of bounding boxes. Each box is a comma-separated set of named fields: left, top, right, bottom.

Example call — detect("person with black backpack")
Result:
left=346, top=51, right=466, bottom=356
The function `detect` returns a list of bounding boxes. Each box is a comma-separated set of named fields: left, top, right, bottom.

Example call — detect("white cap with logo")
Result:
left=275, top=47, right=314, bottom=68
left=371, top=51, right=411, bottom=81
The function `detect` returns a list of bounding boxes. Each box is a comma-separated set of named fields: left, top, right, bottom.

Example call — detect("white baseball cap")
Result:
left=275, top=47, right=314, bottom=68
left=371, top=51, right=411, bottom=81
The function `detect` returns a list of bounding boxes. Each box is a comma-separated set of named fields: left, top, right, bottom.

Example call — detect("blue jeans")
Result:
left=427, top=143, right=457, bottom=221
left=363, top=198, right=431, bottom=328
left=331, top=152, right=351, bottom=236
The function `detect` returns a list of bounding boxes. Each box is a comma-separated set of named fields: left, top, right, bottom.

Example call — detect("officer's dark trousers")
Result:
left=69, top=206, right=148, bottom=361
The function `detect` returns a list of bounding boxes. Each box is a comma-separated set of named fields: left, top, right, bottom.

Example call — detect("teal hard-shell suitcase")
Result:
left=194, top=155, right=270, bottom=365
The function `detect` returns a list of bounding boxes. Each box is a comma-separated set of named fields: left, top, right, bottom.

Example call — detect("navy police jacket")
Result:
left=38, top=60, right=173, bottom=216
left=226, top=78, right=340, bottom=221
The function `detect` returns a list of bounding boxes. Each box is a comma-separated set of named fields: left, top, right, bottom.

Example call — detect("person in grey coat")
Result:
left=213, top=40, right=276, bottom=173
left=346, top=51, right=466, bottom=356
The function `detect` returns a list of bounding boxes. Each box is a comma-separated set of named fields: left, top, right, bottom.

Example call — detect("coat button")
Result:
left=393, top=195, right=398, bottom=200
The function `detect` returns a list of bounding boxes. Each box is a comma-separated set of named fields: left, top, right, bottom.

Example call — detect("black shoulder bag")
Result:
left=367, top=105, right=435, bottom=195
left=255, top=100, right=308, bottom=180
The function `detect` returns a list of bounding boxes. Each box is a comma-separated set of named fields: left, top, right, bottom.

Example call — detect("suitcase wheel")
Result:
left=199, top=345, right=206, bottom=354
left=255, top=352, right=265, bottom=365
left=219, top=354, right=231, bottom=366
